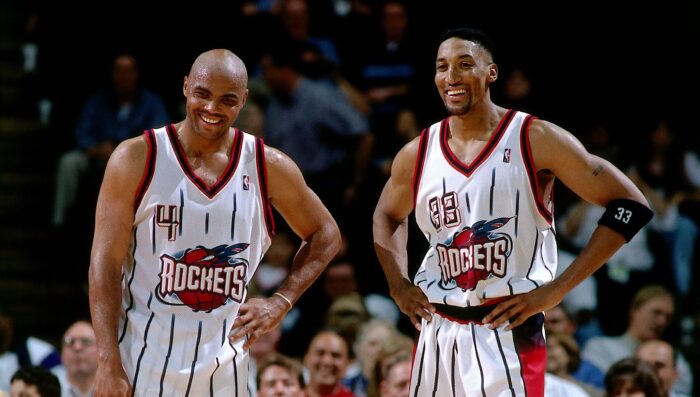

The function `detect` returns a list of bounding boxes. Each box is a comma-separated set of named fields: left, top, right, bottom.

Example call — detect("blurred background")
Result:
left=0, top=0, right=699, bottom=394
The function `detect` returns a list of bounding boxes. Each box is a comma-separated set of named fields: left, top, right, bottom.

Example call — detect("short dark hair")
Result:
left=605, top=358, right=665, bottom=397
left=256, top=353, right=305, bottom=389
left=438, top=27, right=496, bottom=60
left=11, top=366, right=61, bottom=397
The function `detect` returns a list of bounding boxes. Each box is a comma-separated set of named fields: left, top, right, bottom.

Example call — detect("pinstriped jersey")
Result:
left=119, top=124, right=274, bottom=396
left=413, top=110, right=556, bottom=307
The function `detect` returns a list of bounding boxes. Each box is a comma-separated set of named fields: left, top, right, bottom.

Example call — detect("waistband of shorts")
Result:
left=433, top=303, right=495, bottom=324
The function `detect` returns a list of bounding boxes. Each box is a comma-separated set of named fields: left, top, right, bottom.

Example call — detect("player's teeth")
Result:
left=448, top=90, right=466, bottom=95
left=202, top=116, right=219, bottom=124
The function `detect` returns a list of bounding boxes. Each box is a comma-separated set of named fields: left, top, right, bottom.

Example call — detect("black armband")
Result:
left=597, top=199, right=654, bottom=242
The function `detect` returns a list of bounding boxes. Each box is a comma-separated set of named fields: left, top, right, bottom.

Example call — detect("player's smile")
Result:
left=199, top=113, right=224, bottom=125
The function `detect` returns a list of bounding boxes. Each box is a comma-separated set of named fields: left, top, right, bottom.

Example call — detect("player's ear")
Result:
left=487, top=63, right=498, bottom=83
left=183, top=76, right=189, bottom=97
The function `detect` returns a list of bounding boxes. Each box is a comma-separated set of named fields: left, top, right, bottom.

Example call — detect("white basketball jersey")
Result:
left=413, top=110, right=556, bottom=307
left=119, top=125, right=273, bottom=396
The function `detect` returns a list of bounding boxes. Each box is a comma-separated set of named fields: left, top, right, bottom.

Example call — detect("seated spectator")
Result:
left=376, top=352, right=410, bottom=397
left=604, top=358, right=665, bottom=397
left=343, top=319, right=398, bottom=397
left=256, top=353, right=306, bottom=397
left=545, top=305, right=605, bottom=389
left=547, top=331, right=604, bottom=396
left=303, top=330, right=356, bottom=397
left=636, top=339, right=691, bottom=397
left=324, top=293, right=369, bottom=375
left=10, top=366, right=60, bottom=397
left=51, top=320, right=97, bottom=397
left=367, top=334, right=413, bottom=397
left=249, top=324, right=283, bottom=397
left=0, top=313, right=59, bottom=392
left=582, top=285, right=693, bottom=395
left=52, top=52, right=168, bottom=227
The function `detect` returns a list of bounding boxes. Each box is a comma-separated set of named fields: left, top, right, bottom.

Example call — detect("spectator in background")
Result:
left=375, top=352, right=410, bottom=397
left=249, top=325, right=283, bottom=397
left=52, top=53, right=168, bottom=227
left=276, top=0, right=339, bottom=66
left=604, top=358, right=665, bottom=397
left=547, top=331, right=604, bottom=396
left=9, top=367, right=61, bottom=397
left=636, top=339, right=691, bottom=397
left=497, top=67, right=544, bottom=117
left=252, top=231, right=296, bottom=297
left=261, top=41, right=373, bottom=219
left=343, top=320, right=398, bottom=397
left=545, top=304, right=604, bottom=388
left=582, top=285, right=693, bottom=396
left=256, top=354, right=306, bottom=397
left=367, top=333, right=413, bottom=397
left=627, top=118, right=700, bottom=299
left=51, top=320, right=97, bottom=397
left=324, top=293, right=369, bottom=374
left=0, top=313, right=59, bottom=393
left=303, top=330, right=356, bottom=397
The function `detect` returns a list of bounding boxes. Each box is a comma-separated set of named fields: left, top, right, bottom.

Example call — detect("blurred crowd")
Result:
left=2, top=0, right=700, bottom=396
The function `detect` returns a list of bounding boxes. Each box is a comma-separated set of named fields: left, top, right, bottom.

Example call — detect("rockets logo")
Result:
left=156, top=243, right=249, bottom=312
left=437, top=217, right=513, bottom=291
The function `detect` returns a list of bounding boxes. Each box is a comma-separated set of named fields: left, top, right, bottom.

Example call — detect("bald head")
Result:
left=189, top=49, right=248, bottom=85
left=182, top=49, right=250, bottom=138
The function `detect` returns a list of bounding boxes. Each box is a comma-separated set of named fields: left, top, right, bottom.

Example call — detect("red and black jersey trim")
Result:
left=519, top=115, right=553, bottom=224
left=440, top=109, right=516, bottom=177
left=255, top=137, right=276, bottom=238
left=166, top=124, right=243, bottom=199
left=134, top=129, right=157, bottom=212
left=411, top=128, right=430, bottom=208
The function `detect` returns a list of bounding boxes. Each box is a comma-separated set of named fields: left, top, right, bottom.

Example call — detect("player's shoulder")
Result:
left=107, top=134, right=151, bottom=178
left=115, top=134, right=150, bottom=161
left=262, top=144, right=292, bottom=169
left=526, top=117, right=582, bottom=156
left=527, top=118, right=568, bottom=139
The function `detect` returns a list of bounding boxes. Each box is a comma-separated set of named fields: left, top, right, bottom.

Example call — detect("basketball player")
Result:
left=88, top=49, right=341, bottom=396
left=373, top=28, right=653, bottom=396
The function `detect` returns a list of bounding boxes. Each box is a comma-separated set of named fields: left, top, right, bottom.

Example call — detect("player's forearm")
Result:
left=276, top=222, right=341, bottom=304
left=88, top=259, right=125, bottom=366
left=550, top=225, right=625, bottom=296
left=373, top=213, right=410, bottom=293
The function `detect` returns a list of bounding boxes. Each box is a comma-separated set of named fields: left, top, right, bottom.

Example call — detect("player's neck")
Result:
left=448, top=104, right=506, bottom=141
left=176, top=122, right=233, bottom=157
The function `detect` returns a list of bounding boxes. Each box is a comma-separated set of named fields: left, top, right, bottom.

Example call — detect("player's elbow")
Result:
left=322, top=221, right=343, bottom=259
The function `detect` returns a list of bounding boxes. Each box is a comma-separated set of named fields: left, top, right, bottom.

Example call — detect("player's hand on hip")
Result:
left=93, top=361, right=132, bottom=397
left=230, top=296, right=288, bottom=349
left=482, top=284, right=563, bottom=331
left=391, top=278, right=435, bottom=331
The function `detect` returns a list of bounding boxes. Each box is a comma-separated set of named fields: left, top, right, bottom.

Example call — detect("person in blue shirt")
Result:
left=52, top=53, right=168, bottom=227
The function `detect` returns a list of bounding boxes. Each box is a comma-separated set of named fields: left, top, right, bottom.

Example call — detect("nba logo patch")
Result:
left=242, top=175, right=250, bottom=190
left=503, top=149, right=511, bottom=163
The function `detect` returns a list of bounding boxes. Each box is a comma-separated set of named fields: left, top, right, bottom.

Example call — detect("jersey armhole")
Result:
left=519, top=116, right=554, bottom=224
left=255, top=137, right=276, bottom=238
left=134, top=129, right=157, bottom=212
left=411, top=128, right=430, bottom=208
